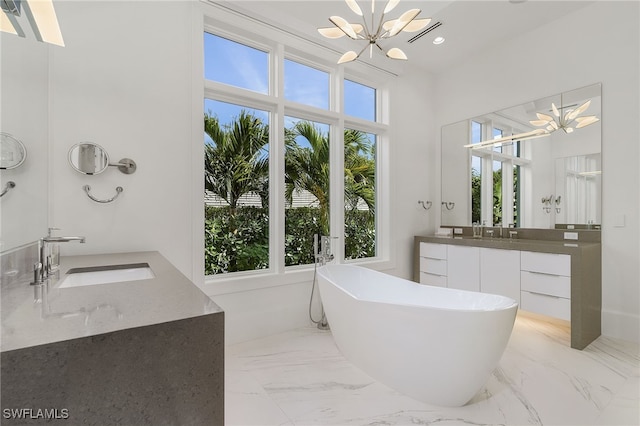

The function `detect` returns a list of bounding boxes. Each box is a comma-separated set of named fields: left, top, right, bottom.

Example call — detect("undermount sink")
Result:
left=58, top=263, right=155, bottom=288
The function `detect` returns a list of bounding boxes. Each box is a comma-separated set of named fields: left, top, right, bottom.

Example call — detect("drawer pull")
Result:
left=527, top=291, right=561, bottom=299
left=525, top=270, right=563, bottom=278
left=421, top=256, right=445, bottom=261
left=421, top=271, right=446, bottom=277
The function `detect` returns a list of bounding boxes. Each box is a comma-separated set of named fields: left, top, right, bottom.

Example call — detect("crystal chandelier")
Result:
left=318, top=0, right=430, bottom=64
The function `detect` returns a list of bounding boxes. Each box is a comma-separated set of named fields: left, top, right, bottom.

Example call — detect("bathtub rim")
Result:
left=317, top=264, right=519, bottom=313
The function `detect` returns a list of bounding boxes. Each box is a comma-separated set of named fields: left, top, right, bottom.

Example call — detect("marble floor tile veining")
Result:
left=226, top=313, right=640, bottom=426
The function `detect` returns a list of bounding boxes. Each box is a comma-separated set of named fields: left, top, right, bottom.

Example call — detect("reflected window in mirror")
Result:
left=442, top=83, right=601, bottom=229
left=469, top=120, right=528, bottom=227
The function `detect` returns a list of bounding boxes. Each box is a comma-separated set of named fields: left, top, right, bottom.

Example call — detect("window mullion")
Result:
left=332, top=68, right=345, bottom=263
left=272, top=43, right=286, bottom=274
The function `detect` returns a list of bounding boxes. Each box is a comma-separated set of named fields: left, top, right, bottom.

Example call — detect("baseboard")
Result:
left=602, top=309, right=640, bottom=343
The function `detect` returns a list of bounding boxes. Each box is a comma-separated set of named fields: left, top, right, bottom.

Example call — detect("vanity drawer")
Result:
left=419, top=242, right=447, bottom=260
left=521, top=290, right=571, bottom=321
left=521, top=270, right=571, bottom=298
left=420, top=271, right=447, bottom=287
left=419, top=257, right=447, bottom=276
left=521, top=251, right=570, bottom=276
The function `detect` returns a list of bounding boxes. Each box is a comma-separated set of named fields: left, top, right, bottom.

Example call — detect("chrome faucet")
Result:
left=31, top=229, right=86, bottom=285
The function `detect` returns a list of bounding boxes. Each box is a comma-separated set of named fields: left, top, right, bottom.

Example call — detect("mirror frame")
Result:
left=0, top=132, right=27, bottom=170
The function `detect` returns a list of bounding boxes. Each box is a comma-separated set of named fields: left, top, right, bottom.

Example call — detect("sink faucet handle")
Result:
left=48, top=227, right=61, bottom=237
left=31, top=262, right=43, bottom=285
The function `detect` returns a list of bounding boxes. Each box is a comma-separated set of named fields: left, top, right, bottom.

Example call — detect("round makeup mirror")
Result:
left=68, top=142, right=110, bottom=175
left=1, top=133, right=27, bottom=170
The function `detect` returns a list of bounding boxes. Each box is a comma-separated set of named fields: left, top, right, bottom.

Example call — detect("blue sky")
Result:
left=204, top=32, right=376, bottom=141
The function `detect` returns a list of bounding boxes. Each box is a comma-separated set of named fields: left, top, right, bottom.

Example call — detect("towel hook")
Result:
left=83, top=185, right=123, bottom=203
left=417, top=200, right=432, bottom=210
left=441, top=201, right=455, bottom=210
left=0, top=181, right=16, bottom=198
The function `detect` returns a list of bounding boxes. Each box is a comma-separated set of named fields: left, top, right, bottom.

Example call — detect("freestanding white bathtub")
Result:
left=316, top=264, right=518, bottom=407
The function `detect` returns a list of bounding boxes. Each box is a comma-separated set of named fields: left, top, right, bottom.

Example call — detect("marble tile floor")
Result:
left=226, top=313, right=639, bottom=426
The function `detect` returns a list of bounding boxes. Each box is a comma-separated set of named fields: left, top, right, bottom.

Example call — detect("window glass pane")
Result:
left=284, top=116, right=330, bottom=266
left=345, top=80, right=376, bottom=121
left=284, top=59, right=329, bottom=109
left=345, top=130, right=376, bottom=260
left=513, top=164, right=521, bottom=227
left=204, top=99, right=270, bottom=275
left=471, top=155, right=482, bottom=224
left=204, top=33, right=268, bottom=94
left=493, top=160, right=502, bottom=225
left=492, top=127, right=503, bottom=153
left=471, top=121, right=482, bottom=144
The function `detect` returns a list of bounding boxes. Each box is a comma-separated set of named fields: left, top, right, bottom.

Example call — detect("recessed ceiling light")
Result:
left=433, top=36, right=445, bottom=45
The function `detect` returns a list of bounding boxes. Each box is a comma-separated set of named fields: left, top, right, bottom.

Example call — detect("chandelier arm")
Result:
left=373, top=11, right=387, bottom=39
left=356, top=43, right=370, bottom=58
left=374, top=42, right=386, bottom=52
left=329, top=17, right=358, bottom=39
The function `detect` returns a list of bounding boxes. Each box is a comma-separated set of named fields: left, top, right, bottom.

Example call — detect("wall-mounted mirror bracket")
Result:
left=110, top=158, right=136, bottom=174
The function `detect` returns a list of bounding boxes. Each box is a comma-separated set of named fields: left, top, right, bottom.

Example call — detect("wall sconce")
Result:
left=441, top=201, right=455, bottom=211
left=0, top=0, right=64, bottom=46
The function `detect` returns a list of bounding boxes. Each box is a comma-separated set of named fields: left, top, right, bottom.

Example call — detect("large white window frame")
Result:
left=198, top=3, right=392, bottom=294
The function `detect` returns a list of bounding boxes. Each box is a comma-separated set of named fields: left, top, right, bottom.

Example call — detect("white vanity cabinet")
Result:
left=414, top=235, right=601, bottom=350
left=520, top=251, right=571, bottom=321
left=418, top=242, right=447, bottom=287
left=447, top=245, right=480, bottom=292
left=480, top=248, right=521, bottom=304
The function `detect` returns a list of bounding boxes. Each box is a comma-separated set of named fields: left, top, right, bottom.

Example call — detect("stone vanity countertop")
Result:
left=416, top=235, right=600, bottom=254
left=1, top=251, right=222, bottom=352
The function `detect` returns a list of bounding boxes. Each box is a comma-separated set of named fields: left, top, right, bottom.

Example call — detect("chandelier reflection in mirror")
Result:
left=530, top=94, right=599, bottom=134
left=0, top=0, right=64, bottom=46
left=465, top=94, right=600, bottom=150
left=318, top=0, right=431, bottom=64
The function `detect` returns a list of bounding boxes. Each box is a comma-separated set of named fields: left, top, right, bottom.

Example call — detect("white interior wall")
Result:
left=432, top=1, right=640, bottom=342
left=48, top=1, right=196, bottom=279
left=440, top=120, right=469, bottom=226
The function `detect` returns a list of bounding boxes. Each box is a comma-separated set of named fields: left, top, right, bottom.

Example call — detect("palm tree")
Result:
left=284, top=121, right=376, bottom=236
left=204, top=111, right=269, bottom=215
left=344, top=128, right=375, bottom=212
left=285, top=121, right=331, bottom=234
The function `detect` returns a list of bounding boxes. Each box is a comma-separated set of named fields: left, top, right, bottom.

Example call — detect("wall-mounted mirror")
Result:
left=441, top=83, right=601, bottom=229
left=0, top=133, right=27, bottom=170
left=68, top=143, right=110, bottom=175
left=1, top=32, right=49, bottom=253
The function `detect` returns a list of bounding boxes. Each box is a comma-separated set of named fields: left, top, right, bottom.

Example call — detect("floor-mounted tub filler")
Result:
left=316, top=264, right=518, bottom=407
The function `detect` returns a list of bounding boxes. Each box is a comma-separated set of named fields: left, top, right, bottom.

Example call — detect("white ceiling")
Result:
left=216, top=0, right=593, bottom=74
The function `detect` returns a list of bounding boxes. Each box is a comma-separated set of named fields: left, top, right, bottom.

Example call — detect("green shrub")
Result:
left=204, top=206, right=375, bottom=275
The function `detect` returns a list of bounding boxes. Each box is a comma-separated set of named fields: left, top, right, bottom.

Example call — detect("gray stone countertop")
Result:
left=416, top=235, right=600, bottom=254
left=1, top=251, right=222, bottom=352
